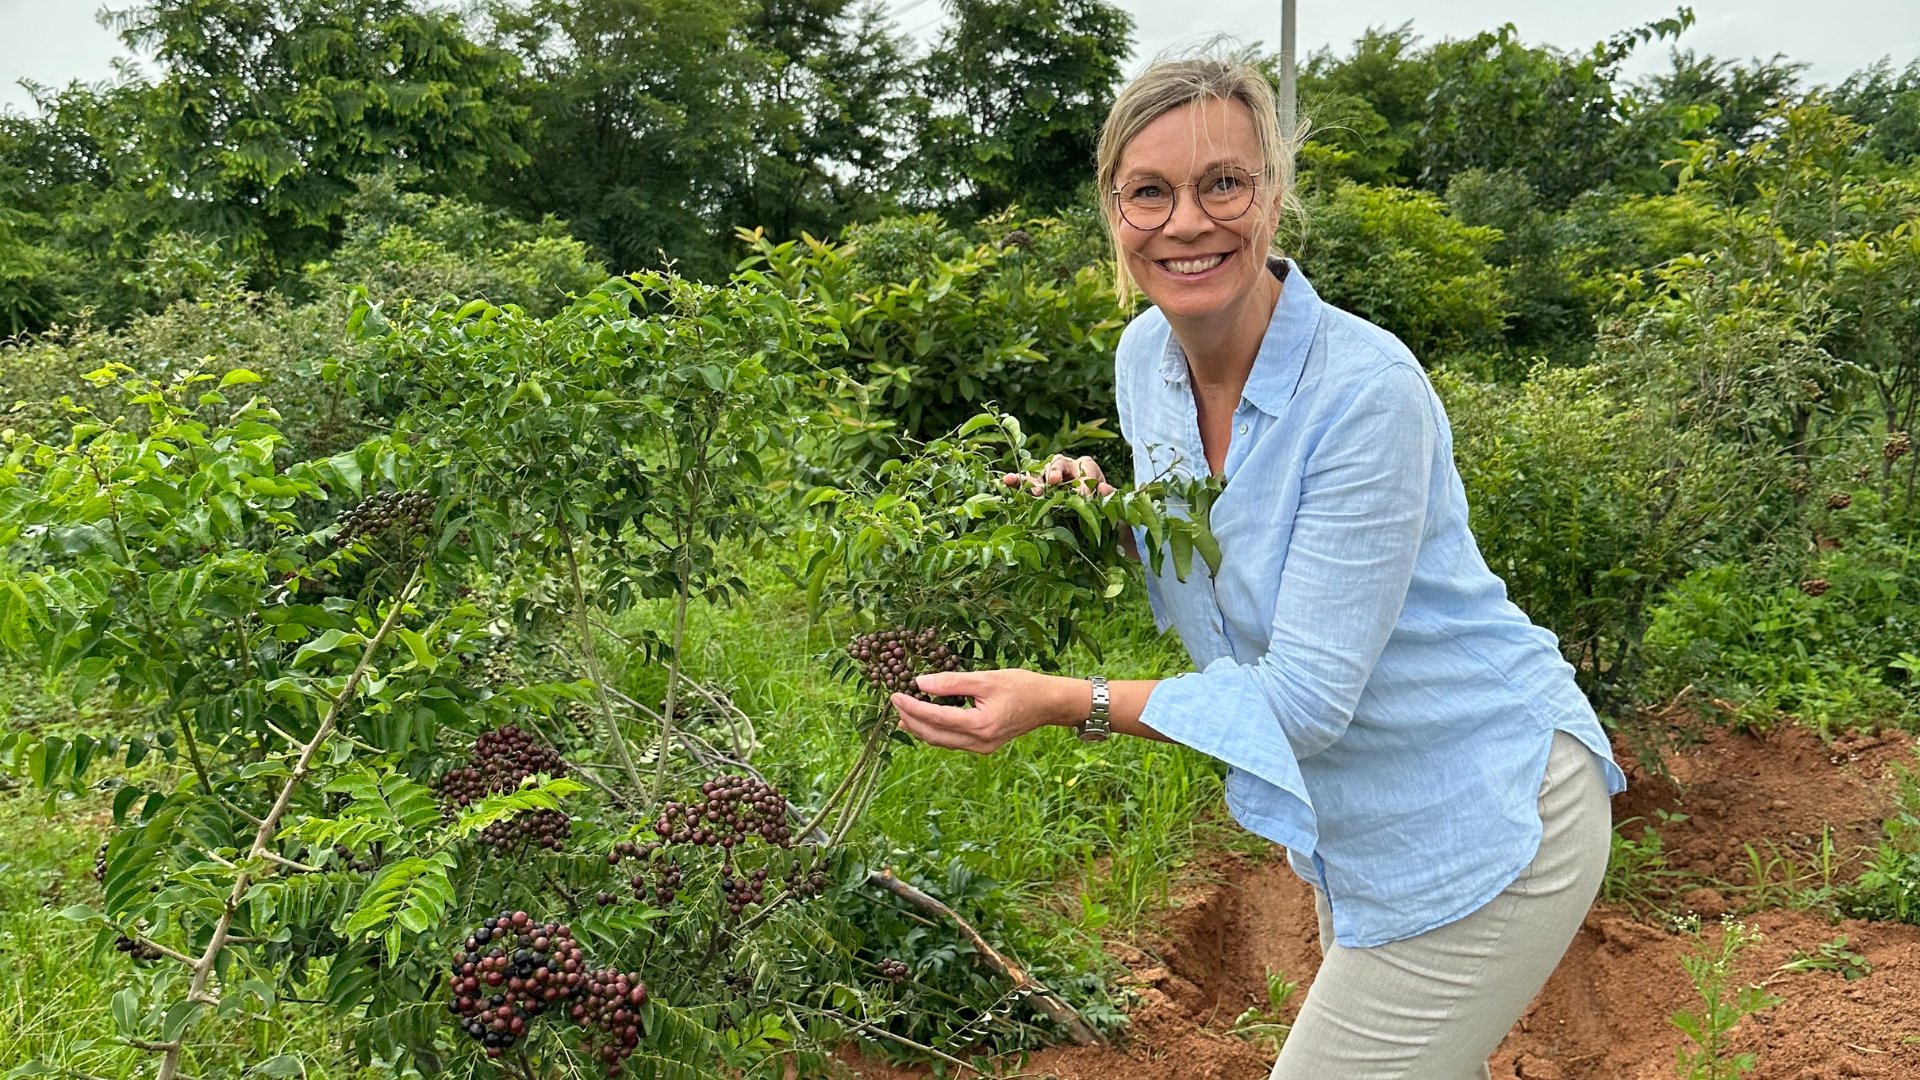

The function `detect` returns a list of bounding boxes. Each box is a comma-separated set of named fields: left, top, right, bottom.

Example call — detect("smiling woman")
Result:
left=887, top=50, right=1628, bottom=1080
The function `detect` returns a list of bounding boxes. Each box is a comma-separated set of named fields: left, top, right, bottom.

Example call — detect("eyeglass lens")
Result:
left=1115, top=166, right=1257, bottom=230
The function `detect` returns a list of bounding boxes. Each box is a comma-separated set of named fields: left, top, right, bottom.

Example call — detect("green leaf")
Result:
left=160, top=998, right=206, bottom=1043
left=395, top=627, right=437, bottom=672
left=292, top=628, right=364, bottom=668
left=219, top=369, right=263, bottom=388
left=110, top=987, right=140, bottom=1036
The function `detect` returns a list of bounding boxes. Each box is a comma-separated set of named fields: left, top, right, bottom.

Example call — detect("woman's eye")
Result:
left=1209, top=173, right=1243, bottom=194
left=1129, top=183, right=1165, bottom=200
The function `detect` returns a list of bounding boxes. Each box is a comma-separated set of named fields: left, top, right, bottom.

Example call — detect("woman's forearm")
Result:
left=1039, top=674, right=1173, bottom=743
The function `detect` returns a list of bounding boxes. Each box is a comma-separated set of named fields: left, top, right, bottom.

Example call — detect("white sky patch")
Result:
left=3, top=1, right=1916, bottom=116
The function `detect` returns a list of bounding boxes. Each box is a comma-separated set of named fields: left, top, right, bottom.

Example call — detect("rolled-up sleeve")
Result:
left=1137, top=363, right=1438, bottom=847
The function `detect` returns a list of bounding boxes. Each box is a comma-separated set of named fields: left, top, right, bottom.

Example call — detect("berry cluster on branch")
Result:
left=333, top=489, right=435, bottom=547
left=114, top=934, right=163, bottom=962
left=847, top=626, right=965, bottom=701
left=445, top=911, right=587, bottom=1058
left=570, top=967, right=650, bottom=1073
left=649, top=775, right=793, bottom=850
left=435, top=726, right=572, bottom=853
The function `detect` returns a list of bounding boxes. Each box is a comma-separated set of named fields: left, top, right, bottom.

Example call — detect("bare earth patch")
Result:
left=839, top=723, right=1920, bottom=1079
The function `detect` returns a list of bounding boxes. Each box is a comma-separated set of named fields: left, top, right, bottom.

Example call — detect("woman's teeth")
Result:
left=1162, top=253, right=1226, bottom=274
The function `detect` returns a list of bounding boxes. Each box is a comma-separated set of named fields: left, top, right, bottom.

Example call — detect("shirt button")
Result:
left=1236, top=423, right=1248, bottom=435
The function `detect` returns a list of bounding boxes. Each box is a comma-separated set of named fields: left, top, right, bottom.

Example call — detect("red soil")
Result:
left=838, top=722, right=1920, bottom=1080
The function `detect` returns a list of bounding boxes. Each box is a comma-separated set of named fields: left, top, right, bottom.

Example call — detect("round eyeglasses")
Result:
left=1110, top=165, right=1261, bottom=231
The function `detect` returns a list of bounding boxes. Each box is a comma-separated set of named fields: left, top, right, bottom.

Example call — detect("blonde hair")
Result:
left=1095, top=51, right=1303, bottom=306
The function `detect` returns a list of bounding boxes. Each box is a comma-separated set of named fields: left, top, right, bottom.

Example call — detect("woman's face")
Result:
left=1111, top=97, right=1279, bottom=321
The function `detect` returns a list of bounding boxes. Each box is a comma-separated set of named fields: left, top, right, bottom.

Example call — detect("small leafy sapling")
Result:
left=1670, top=915, right=1781, bottom=1080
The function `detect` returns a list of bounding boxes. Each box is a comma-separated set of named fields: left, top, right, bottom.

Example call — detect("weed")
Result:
left=1670, top=915, right=1781, bottom=1080
left=1770, top=935, right=1871, bottom=982
left=1229, top=967, right=1300, bottom=1056
left=1605, top=812, right=1693, bottom=912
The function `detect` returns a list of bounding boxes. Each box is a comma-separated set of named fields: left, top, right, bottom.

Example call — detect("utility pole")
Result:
left=1280, top=0, right=1298, bottom=144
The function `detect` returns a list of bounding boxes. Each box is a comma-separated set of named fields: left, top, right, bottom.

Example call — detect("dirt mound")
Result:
left=839, top=725, right=1920, bottom=1080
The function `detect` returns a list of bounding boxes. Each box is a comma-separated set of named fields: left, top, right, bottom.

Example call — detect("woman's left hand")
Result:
left=890, top=669, right=1080, bottom=754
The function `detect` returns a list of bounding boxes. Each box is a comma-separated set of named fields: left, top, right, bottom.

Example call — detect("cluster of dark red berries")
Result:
left=847, top=626, right=964, bottom=701
left=650, top=775, right=794, bottom=851
left=482, top=808, right=571, bottom=853
left=785, top=858, right=831, bottom=899
left=114, top=934, right=163, bottom=962
left=445, top=911, right=589, bottom=1058
left=436, top=726, right=572, bottom=853
left=333, top=489, right=435, bottom=547
left=571, top=967, right=650, bottom=1074
left=603, top=841, right=684, bottom=905
left=718, top=866, right=772, bottom=917
left=94, top=840, right=108, bottom=884
left=1827, top=492, right=1853, bottom=511
left=1888, top=431, right=1912, bottom=463
left=1800, top=578, right=1831, bottom=597
left=877, top=957, right=910, bottom=984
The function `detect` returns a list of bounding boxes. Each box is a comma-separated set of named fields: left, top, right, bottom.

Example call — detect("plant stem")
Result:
left=558, top=521, right=644, bottom=794
left=654, top=572, right=690, bottom=805
left=799, top=706, right=890, bottom=841
left=155, top=564, right=422, bottom=1080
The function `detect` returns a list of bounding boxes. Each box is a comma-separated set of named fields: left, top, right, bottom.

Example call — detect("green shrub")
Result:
left=1641, top=496, right=1920, bottom=734
left=740, top=215, right=1128, bottom=459
left=1440, top=351, right=1777, bottom=720
left=302, top=172, right=607, bottom=317
left=1444, top=168, right=1589, bottom=362
left=1284, top=180, right=1511, bottom=360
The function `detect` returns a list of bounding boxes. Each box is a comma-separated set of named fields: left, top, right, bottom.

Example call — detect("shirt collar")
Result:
left=1157, top=256, right=1321, bottom=418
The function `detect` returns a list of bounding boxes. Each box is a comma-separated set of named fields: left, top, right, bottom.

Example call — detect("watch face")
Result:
left=1078, top=725, right=1111, bottom=744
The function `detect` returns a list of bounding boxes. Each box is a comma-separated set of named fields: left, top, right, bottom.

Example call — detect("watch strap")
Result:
left=1079, top=675, right=1111, bottom=743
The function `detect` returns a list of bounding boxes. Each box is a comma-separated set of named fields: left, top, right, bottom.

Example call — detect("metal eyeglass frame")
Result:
left=1108, top=166, right=1264, bottom=231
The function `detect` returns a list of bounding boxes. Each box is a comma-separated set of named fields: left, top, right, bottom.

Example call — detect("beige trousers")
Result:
left=1269, top=731, right=1612, bottom=1080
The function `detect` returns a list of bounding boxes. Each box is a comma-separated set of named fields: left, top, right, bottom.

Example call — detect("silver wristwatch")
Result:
left=1078, top=675, right=1111, bottom=743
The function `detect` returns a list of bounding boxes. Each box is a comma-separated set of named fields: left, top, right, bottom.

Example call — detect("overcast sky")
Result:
left=4, top=0, right=1918, bottom=116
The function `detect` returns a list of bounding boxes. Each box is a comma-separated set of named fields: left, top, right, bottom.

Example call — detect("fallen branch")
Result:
left=866, top=868, right=1105, bottom=1047
left=817, top=1008, right=980, bottom=1074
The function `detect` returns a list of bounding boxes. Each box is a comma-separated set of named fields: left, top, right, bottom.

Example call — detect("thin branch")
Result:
left=558, top=522, right=645, bottom=793
left=816, top=1008, right=979, bottom=1073
left=661, top=717, right=1108, bottom=1047
left=261, top=851, right=320, bottom=874
left=126, top=934, right=198, bottom=967
left=155, top=565, right=423, bottom=1080
left=866, top=868, right=1106, bottom=1048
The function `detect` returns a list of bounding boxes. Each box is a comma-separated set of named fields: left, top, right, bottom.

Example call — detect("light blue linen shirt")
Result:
left=1118, top=257, right=1627, bottom=948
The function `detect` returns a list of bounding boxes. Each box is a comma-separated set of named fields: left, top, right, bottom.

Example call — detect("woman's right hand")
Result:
left=1000, top=454, right=1137, bottom=560
left=1000, top=454, right=1114, bottom=498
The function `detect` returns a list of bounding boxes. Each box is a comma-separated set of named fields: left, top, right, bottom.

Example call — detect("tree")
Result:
left=1416, top=12, right=1693, bottom=206
left=722, top=0, right=916, bottom=243
left=1832, top=58, right=1920, bottom=164
left=1639, top=49, right=1806, bottom=149
left=1295, top=23, right=1437, bottom=187
left=484, top=0, right=764, bottom=279
left=906, top=0, right=1133, bottom=216
left=107, top=0, right=531, bottom=274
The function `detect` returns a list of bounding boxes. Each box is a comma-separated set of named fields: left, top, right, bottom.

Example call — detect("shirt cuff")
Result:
left=1139, top=655, right=1317, bottom=851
